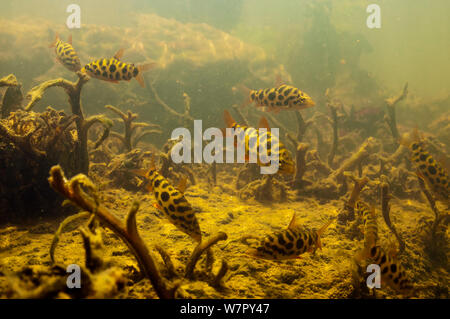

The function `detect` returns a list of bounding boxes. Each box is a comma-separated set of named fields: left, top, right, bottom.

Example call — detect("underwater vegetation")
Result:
left=0, top=8, right=449, bottom=300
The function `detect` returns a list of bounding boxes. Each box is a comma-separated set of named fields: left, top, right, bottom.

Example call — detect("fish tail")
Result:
left=232, top=83, right=252, bottom=107
left=223, top=110, right=236, bottom=128
left=135, top=63, right=158, bottom=88
left=49, top=32, right=60, bottom=48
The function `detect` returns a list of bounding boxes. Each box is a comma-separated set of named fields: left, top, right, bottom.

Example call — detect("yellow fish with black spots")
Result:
left=356, top=245, right=413, bottom=295
left=401, top=130, right=449, bottom=204
left=235, top=83, right=315, bottom=113
left=133, top=163, right=202, bottom=242
left=223, top=110, right=295, bottom=175
left=49, top=33, right=81, bottom=72
left=82, top=49, right=157, bottom=88
left=355, top=200, right=378, bottom=249
left=248, top=213, right=332, bottom=260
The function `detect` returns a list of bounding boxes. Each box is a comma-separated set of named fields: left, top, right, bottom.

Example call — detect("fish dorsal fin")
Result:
left=436, top=154, right=450, bottom=173
left=67, top=34, right=72, bottom=45
left=176, top=176, right=188, bottom=193
left=369, top=204, right=377, bottom=217
left=131, top=169, right=150, bottom=179
left=258, top=116, right=271, bottom=132
left=317, top=219, right=333, bottom=237
left=387, top=243, right=399, bottom=259
left=288, top=213, right=299, bottom=230
left=223, top=110, right=236, bottom=128
left=275, top=74, right=285, bottom=87
left=114, top=48, right=125, bottom=60
left=49, top=33, right=60, bottom=48
left=149, top=155, right=157, bottom=171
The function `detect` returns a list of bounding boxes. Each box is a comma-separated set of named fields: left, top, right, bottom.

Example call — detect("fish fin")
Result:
left=67, top=34, right=72, bottom=45
left=369, top=204, right=377, bottom=218
left=436, top=154, right=450, bottom=173
left=114, top=48, right=125, bottom=60
left=416, top=170, right=426, bottom=181
left=245, top=248, right=260, bottom=259
left=315, top=219, right=333, bottom=250
left=146, top=184, right=153, bottom=192
left=275, top=74, right=285, bottom=87
left=223, top=110, right=236, bottom=128
left=258, top=116, right=271, bottom=132
left=176, top=176, right=188, bottom=193
left=138, top=62, right=157, bottom=73
left=49, top=33, right=59, bottom=48
left=387, top=243, right=399, bottom=258
left=232, top=84, right=252, bottom=107
left=130, top=169, right=149, bottom=178
left=153, top=202, right=162, bottom=210
left=135, top=73, right=146, bottom=88
left=354, top=247, right=368, bottom=263
left=288, top=213, right=299, bottom=230
left=135, top=63, right=157, bottom=88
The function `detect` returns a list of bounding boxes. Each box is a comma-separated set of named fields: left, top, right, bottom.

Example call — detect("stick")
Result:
left=381, top=182, right=405, bottom=252
left=385, top=82, right=408, bottom=141
left=185, top=232, right=228, bottom=279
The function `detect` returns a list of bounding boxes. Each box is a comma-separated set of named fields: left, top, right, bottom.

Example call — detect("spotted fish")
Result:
left=223, top=110, right=295, bottom=175
left=134, top=164, right=202, bottom=242
left=248, top=214, right=332, bottom=260
left=49, top=33, right=81, bottom=72
left=81, top=49, right=156, bottom=88
left=357, top=245, right=413, bottom=295
left=401, top=130, right=449, bottom=204
left=236, top=84, right=315, bottom=113
left=355, top=200, right=378, bottom=249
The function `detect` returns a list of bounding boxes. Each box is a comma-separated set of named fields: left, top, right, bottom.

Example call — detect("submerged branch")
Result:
left=185, top=232, right=228, bottom=279
left=381, top=181, right=405, bottom=253
left=48, top=166, right=174, bottom=299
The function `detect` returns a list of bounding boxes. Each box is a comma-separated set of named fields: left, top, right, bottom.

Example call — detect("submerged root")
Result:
left=48, top=165, right=175, bottom=299
left=239, top=174, right=288, bottom=202
left=105, top=104, right=161, bottom=152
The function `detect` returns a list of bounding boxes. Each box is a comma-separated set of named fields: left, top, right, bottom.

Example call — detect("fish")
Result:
left=81, top=49, right=157, bottom=88
left=133, top=161, right=202, bottom=242
left=49, top=33, right=82, bottom=72
left=234, top=83, right=315, bottom=113
left=355, top=200, right=378, bottom=249
left=247, top=213, right=332, bottom=260
left=356, top=245, right=413, bottom=295
left=401, top=129, right=449, bottom=204
left=223, top=110, right=295, bottom=175
left=354, top=200, right=412, bottom=294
